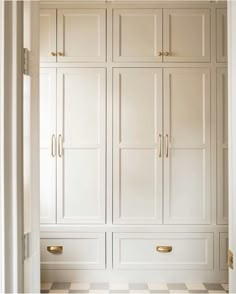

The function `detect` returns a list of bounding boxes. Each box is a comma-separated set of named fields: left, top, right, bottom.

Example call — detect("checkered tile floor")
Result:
left=41, top=283, right=228, bottom=293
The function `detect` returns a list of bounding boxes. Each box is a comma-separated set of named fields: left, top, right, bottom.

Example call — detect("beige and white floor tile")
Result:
left=41, top=283, right=53, bottom=290
left=186, top=284, right=206, bottom=291
left=109, top=283, right=129, bottom=290
left=148, top=283, right=169, bottom=290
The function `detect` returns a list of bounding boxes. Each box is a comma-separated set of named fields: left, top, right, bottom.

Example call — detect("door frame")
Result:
left=0, top=1, right=24, bottom=293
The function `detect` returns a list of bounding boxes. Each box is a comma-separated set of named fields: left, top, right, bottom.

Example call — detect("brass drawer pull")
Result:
left=58, top=52, right=64, bottom=56
left=47, top=246, right=63, bottom=254
left=156, top=246, right=172, bottom=253
left=158, top=134, right=162, bottom=158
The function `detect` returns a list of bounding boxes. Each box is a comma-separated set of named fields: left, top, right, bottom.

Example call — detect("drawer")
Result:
left=113, top=232, right=213, bottom=270
left=40, top=232, right=105, bottom=270
left=220, top=232, right=228, bottom=270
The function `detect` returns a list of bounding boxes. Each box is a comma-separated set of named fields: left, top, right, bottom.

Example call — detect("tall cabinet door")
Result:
left=113, top=9, right=163, bottom=62
left=57, top=9, right=106, bottom=62
left=57, top=68, right=106, bottom=224
left=40, top=9, right=57, bottom=62
left=163, top=9, right=211, bottom=62
left=40, top=68, right=57, bottom=223
left=217, top=68, right=228, bottom=224
left=113, top=68, right=163, bottom=224
left=164, top=68, right=211, bottom=224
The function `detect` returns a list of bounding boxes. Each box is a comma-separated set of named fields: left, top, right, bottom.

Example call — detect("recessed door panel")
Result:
left=113, top=68, right=163, bottom=224
left=40, top=9, right=57, bottom=62
left=217, top=9, right=228, bottom=62
left=57, top=9, right=106, bottom=62
left=217, top=68, right=228, bottom=224
left=164, top=68, right=211, bottom=224
left=113, top=9, right=162, bottom=62
left=163, top=9, right=210, bottom=62
left=57, top=68, right=106, bottom=224
left=40, top=68, right=57, bottom=223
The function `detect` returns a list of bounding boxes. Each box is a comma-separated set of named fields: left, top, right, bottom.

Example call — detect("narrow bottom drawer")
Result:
left=41, top=232, right=105, bottom=270
left=113, top=232, right=213, bottom=270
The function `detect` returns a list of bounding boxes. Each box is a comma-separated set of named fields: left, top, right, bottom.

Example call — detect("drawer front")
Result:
left=220, top=232, right=228, bottom=270
left=41, top=233, right=105, bottom=270
left=113, top=232, right=213, bottom=270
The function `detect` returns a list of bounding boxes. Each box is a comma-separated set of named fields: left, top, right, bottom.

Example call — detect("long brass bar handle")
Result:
left=51, top=135, right=56, bottom=157
left=156, top=246, right=172, bottom=253
left=58, top=134, right=63, bottom=157
left=47, top=246, right=63, bottom=254
left=165, top=134, right=169, bottom=158
left=158, top=134, right=162, bottom=158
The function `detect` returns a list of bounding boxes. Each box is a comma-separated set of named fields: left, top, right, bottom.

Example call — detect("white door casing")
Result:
left=57, top=68, right=106, bottom=224
left=24, top=1, right=40, bottom=292
left=40, top=68, right=57, bottom=224
left=113, top=68, right=163, bottom=224
left=164, top=68, right=211, bottom=224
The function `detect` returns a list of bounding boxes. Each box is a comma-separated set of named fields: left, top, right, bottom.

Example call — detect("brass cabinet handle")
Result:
left=164, top=52, right=170, bottom=56
left=165, top=134, right=169, bottom=158
left=58, top=52, right=64, bottom=56
left=158, top=134, right=162, bottom=158
left=51, top=135, right=56, bottom=157
left=158, top=52, right=163, bottom=56
left=58, top=134, right=63, bottom=157
left=156, top=246, right=172, bottom=253
left=51, top=52, right=56, bottom=56
left=47, top=246, right=63, bottom=254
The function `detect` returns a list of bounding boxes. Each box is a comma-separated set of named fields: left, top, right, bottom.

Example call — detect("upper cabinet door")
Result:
left=113, top=68, right=163, bottom=224
left=113, top=9, right=163, bottom=62
left=57, top=9, right=106, bottom=62
left=217, top=9, right=228, bottom=62
left=163, top=9, right=211, bottom=62
left=40, top=9, right=57, bottom=62
left=217, top=68, right=228, bottom=224
left=40, top=68, right=57, bottom=224
left=57, top=68, right=106, bottom=224
left=164, top=68, right=211, bottom=224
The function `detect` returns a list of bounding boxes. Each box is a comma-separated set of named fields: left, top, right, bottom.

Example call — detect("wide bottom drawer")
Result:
left=113, top=232, right=213, bottom=270
left=41, top=232, right=105, bottom=270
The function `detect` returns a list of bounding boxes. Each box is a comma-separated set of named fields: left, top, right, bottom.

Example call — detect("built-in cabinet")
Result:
left=40, top=3, right=228, bottom=283
left=113, top=8, right=210, bottom=62
left=40, top=9, right=106, bottom=62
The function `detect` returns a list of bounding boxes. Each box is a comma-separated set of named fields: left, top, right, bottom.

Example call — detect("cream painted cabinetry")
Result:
left=40, top=68, right=106, bottom=224
left=113, top=8, right=210, bottom=62
left=40, top=68, right=56, bottom=223
left=40, top=9, right=106, bottom=62
left=40, top=2, right=228, bottom=283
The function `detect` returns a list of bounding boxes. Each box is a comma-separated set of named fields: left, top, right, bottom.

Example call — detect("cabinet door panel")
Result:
left=40, top=68, right=57, bottom=223
left=57, top=68, right=106, bottom=224
left=163, top=9, right=210, bottom=62
left=57, top=9, right=106, bottom=62
left=113, top=9, right=162, bottom=62
left=40, top=9, right=56, bottom=62
left=217, top=68, right=228, bottom=224
left=113, top=68, right=163, bottom=224
left=164, top=68, right=211, bottom=224
left=217, top=9, right=227, bottom=62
